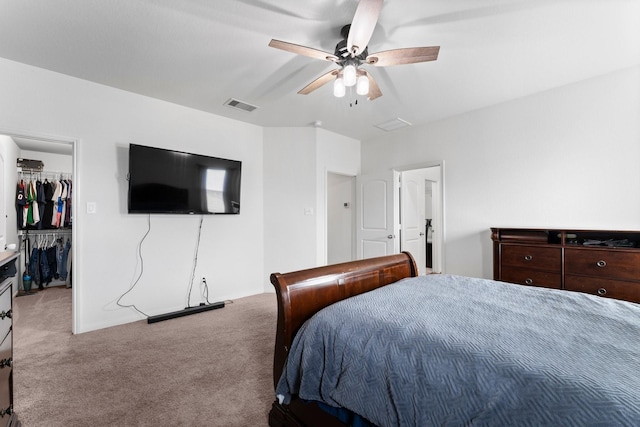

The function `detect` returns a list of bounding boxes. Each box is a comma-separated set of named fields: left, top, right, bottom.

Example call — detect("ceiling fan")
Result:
left=268, top=0, right=439, bottom=100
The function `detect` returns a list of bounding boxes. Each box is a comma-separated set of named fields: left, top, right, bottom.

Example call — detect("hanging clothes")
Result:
left=36, top=179, right=46, bottom=230
left=16, top=181, right=27, bottom=229
left=20, top=231, right=72, bottom=289
left=17, top=170, right=72, bottom=231
left=41, top=179, right=55, bottom=227
left=65, top=245, right=72, bottom=288
left=28, top=245, right=41, bottom=288
left=39, top=242, right=52, bottom=285
left=46, top=245, right=57, bottom=282
left=51, top=179, right=62, bottom=228
left=64, top=179, right=73, bottom=228
left=56, top=239, right=70, bottom=281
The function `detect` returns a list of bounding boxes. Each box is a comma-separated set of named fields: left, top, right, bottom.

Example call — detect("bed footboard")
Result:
left=270, top=252, right=418, bottom=390
left=268, top=252, right=418, bottom=427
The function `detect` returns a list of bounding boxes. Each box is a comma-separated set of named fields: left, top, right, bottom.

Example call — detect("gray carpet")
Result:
left=13, top=287, right=277, bottom=426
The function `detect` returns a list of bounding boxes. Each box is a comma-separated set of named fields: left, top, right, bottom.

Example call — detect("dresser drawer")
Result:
left=500, top=266, right=562, bottom=289
left=0, top=330, right=10, bottom=427
left=0, top=331, right=10, bottom=382
left=564, top=248, right=640, bottom=281
left=501, top=245, right=561, bottom=271
left=0, top=376, right=8, bottom=427
left=0, top=287, right=10, bottom=342
left=565, top=275, right=640, bottom=304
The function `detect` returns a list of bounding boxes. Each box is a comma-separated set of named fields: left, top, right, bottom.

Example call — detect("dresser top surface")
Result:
left=0, top=251, right=19, bottom=267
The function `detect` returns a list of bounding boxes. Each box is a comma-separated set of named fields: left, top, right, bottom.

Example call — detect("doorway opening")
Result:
left=327, top=172, right=356, bottom=265
left=0, top=131, right=76, bottom=333
left=350, top=162, right=444, bottom=273
left=399, top=164, right=444, bottom=275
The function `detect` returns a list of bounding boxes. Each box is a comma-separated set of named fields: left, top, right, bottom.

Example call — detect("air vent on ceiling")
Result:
left=224, top=98, right=259, bottom=113
left=374, top=117, right=412, bottom=132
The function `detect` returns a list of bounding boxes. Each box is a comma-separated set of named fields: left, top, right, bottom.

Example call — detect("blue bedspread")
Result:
left=276, top=274, right=640, bottom=426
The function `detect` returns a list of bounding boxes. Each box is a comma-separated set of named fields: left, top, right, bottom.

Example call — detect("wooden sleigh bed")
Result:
left=268, top=252, right=640, bottom=427
left=269, top=253, right=419, bottom=427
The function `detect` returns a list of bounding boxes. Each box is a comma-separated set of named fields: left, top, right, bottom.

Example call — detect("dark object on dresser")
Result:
left=492, top=227, right=640, bottom=304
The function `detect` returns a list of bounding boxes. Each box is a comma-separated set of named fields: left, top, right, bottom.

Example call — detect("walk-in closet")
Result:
left=18, top=162, right=73, bottom=292
left=1, top=134, right=74, bottom=329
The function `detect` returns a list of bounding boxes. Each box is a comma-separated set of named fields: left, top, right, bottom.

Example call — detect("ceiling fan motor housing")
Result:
left=334, top=38, right=368, bottom=65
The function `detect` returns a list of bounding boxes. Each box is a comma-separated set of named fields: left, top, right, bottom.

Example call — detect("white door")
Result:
left=429, top=174, right=443, bottom=273
left=356, top=170, right=399, bottom=259
left=400, top=170, right=426, bottom=274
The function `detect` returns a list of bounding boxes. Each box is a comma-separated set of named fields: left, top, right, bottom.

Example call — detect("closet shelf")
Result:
left=18, top=228, right=72, bottom=235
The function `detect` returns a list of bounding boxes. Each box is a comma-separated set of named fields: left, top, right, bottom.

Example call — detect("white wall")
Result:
left=263, top=127, right=317, bottom=284
left=0, top=57, right=264, bottom=333
left=0, top=136, right=20, bottom=253
left=362, top=66, right=640, bottom=279
left=263, top=127, right=360, bottom=288
left=316, top=129, right=360, bottom=265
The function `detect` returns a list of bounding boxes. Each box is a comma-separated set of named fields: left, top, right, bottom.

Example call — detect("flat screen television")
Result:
left=128, top=144, right=241, bottom=214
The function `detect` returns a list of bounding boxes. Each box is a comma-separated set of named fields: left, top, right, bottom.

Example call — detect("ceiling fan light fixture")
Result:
left=343, top=64, right=357, bottom=87
left=333, top=77, right=346, bottom=98
left=268, top=0, right=439, bottom=102
left=356, top=74, right=369, bottom=96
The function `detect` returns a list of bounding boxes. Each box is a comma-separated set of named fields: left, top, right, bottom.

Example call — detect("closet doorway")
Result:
left=0, top=131, right=76, bottom=333
left=327, top=172, right=356, bottom=265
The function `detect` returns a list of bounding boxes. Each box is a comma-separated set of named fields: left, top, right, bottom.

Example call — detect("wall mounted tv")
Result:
left=128, top=144, right=241, bottom=214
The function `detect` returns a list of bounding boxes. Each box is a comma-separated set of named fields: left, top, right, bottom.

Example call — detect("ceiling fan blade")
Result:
left=346, top=0, right=383, bottom=57
left=269, top=39, right=338, bottom=62
left=366, top=46, right=440, bottom=67
left=362, top=70, right=382, bottom=100
left=298, top=69, right=340, bottom=95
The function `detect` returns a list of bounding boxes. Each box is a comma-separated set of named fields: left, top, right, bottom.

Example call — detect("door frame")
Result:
left=0, top=127, right=79, bottom=333
left=396, top=161, right=445, bottom=274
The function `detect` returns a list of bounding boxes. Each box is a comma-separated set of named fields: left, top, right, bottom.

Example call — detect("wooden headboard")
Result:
left=269, top=252, right=418, bottom=387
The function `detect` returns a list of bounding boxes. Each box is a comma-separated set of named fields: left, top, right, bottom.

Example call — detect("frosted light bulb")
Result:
left=333, top=77, right=345, bottom=98
left=343, top=64, right=357, bottom=87
left=356, top=74, right=369, bottom=96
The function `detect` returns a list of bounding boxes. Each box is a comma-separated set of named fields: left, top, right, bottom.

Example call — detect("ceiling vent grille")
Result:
left=374, top=117, right=412, bottom=132
left=224, top=98, right=258, bottom=113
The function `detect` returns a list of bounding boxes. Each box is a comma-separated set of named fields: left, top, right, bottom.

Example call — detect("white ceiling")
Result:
left=1, top=0, right=639, bottom=144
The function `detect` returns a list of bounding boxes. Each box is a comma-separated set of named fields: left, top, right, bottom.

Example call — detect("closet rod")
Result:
left=18, top=170, right=72, bottom=178
left=18, top=229, right=72, bottom=235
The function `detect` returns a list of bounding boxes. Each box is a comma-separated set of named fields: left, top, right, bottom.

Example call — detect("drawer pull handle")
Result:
left=524, top=278, right=533, bottom=285
left=0, top=310, right=11, bottom=320
left=0, top=406, right=11, bottom=417
left=0, top=358, right=11, bottom=368
left=596, top=260, right=607, bottom=268
left=597, top=288, right=607, bottom=296
left=523, top=255, right=533, bottom=261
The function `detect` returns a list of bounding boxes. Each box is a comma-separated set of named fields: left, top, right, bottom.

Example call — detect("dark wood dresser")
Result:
left=492, top=228, right=640, bottom=304
left=0, top=251, right=20, bottom=427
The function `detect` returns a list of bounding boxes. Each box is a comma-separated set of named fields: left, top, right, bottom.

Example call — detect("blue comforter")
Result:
left=276, top=274, right=640, bottom=426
